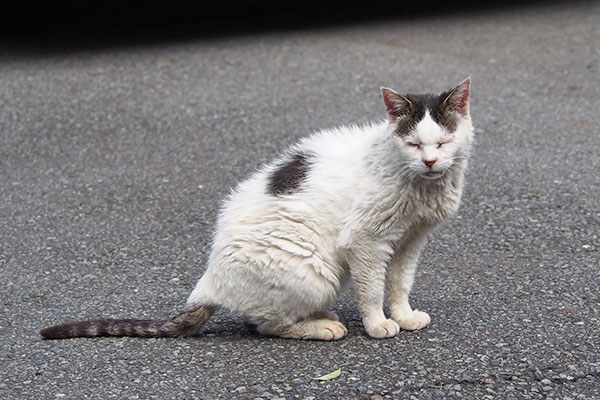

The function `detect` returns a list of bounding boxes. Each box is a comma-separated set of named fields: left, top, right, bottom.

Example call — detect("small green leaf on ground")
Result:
left=308, top=367, right=342, bottom=381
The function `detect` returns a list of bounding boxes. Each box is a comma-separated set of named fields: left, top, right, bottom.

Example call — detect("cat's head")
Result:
left=381, top=78, right=473, bottom=180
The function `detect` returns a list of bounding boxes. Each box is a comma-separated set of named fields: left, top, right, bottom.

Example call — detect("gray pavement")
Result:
left=1, top=1, right=599, bottom=399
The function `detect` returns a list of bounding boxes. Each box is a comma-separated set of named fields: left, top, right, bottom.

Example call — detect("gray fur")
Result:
left=40, top=304, right=214, bottom=339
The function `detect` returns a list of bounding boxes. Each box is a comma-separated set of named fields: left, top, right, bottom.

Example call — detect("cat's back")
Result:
left=231, top=122, right=384, bottom=205
left=215, top=122, right=385, bottom=238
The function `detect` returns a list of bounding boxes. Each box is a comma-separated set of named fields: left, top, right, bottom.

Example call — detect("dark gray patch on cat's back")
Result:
left=395, top=92, right=459, bottom=135
left=267, top=152, right=312, bottom=196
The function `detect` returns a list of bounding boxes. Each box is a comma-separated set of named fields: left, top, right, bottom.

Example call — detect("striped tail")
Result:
left=40, top=304, right=214, bottom=339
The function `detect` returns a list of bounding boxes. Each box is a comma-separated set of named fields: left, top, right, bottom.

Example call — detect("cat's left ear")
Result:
left=442, top=77, right=471, bottom=117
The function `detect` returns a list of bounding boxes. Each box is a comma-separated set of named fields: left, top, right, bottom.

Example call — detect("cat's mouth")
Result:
left=422, top=170, right=445, bottom=180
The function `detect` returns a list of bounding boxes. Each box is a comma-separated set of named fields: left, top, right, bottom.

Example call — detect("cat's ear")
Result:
left=381, top=87, right=413, bottom=121
left=442, top=77, right=471, bottom=117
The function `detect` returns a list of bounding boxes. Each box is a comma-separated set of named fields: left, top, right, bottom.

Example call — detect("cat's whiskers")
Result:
left=397, top=167, right=418, bottom=181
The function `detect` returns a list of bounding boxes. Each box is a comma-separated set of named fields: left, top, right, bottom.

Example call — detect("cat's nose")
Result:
left=423, top=158, right=437, bottom=168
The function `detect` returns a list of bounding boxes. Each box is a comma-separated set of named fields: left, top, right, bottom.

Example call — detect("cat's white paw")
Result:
left=282, top=319, right=347, bottom=341
left=365, top=319, right=400, bottom=339
left=315, top=320, right=347, bottom=341
left=395, top=310, right=431, bottom=331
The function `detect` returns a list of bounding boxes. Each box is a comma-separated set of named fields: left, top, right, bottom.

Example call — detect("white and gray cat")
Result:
left=41, top=78, right=473, bottom=341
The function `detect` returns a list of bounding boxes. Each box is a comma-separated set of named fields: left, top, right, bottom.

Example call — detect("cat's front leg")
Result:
left=338, top=234, right=399, bottom=339
left=387, top=228, right=431, bottom=331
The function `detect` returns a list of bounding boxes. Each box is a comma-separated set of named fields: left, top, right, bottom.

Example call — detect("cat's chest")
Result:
left=393, top=180, right=462, bottom=227
left=378, top=190, right=457, bottom=246
left=415, top=185, right=460, bottom=220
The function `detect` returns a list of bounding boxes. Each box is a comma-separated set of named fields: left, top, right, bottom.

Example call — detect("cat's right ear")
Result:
left=381, top=87, right=413, bottom=122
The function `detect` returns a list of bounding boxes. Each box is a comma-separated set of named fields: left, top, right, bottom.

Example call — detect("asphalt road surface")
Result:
left=1, top=1, right=599, bottom=399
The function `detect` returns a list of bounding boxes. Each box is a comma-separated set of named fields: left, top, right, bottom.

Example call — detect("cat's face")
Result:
left=382, top=78, right=472, bottom=180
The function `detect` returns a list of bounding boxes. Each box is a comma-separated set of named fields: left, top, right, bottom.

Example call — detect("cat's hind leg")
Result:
left=279, top=318, right=347, bottom=341
left=252, top=315, right=347, bottom=341
left=310, top=310, right=340, bottom=321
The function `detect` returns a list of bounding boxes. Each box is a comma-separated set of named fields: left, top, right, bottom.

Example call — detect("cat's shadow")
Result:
left=195, top=313, right=364, bottom=342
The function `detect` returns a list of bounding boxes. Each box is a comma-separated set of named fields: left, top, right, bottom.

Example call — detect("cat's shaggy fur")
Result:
left=41, top=78, right=473, bottom=340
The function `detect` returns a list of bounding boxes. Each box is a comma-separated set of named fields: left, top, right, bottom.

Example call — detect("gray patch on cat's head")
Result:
left=267, top=151, right=312, bottom=196
left=383, top=79, right=471, bottom=136
left=405, top=93, right=459, bottom=133
left=388, top=93, right=456, bottom=136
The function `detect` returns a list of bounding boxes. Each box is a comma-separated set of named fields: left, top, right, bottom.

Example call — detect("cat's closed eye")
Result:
left=407, top=142, right=449, bottom=149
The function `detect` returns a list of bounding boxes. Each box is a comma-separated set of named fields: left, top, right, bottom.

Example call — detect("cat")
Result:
left=41, top=77, right=473, bottom=341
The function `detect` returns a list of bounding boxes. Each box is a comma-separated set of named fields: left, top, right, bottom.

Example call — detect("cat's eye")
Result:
left=407, top=142, right=421, bottom=149
left=437, top=142, right=448, bottom=148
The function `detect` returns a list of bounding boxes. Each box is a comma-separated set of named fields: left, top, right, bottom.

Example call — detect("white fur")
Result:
left=187, top=87, right=474, bottom=340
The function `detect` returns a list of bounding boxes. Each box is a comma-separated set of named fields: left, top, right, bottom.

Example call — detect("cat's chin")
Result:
left=421, top=170, right=445, bottom=180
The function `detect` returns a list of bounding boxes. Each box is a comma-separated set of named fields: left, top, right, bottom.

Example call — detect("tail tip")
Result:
left=40, top=324, right=73, bottom=340
left=40, top=327, right=55, bottom=339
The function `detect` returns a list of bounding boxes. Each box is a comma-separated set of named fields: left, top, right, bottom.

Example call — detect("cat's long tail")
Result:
left=40, top=304, right=214, bottom=339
